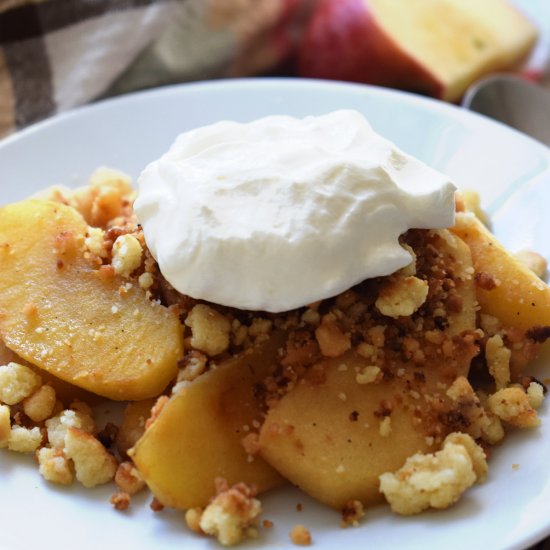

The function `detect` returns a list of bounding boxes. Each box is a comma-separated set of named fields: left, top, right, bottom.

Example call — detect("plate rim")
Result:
left=1, top=77, right=549, bottom=159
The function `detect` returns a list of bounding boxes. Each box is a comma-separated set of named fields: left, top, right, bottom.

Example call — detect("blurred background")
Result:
left=0, top=0, right=548, bottom=139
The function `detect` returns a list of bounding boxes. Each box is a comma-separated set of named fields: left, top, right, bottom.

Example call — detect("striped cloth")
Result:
left=0, top=0, right=317, bottom=137
left=0, top=0, right=548, bottom=140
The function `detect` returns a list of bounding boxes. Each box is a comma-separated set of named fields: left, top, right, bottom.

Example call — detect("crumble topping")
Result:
left=150, top=497, right=165, bottom=512
left=7, top=425, right=42, bottom=453
left=74, top=167, right=135, bottom=228
left=177, top=351, right=208, bottom=383
left=375, top=275, right=429, bottom=318
left=185, top=304, right=232, bottom=357
left=195, top=479, right=262, bottom=547
left=379, top=432, right=487, bottom=515
left=315, top=313, right=351, bottom=358
left=114, top=461, right=145, bottom=495
left=185, top=507, right=204, bottom=534
left=289, top=524, right=312, bottom=546
left=23, top=385, right=56, bottom=422
left=37, top=447, right=74, bottom=485
left=487, top=387, right=540, bottom=428
left=64, top=428, right=117, bottom=488
left=379, top=416, right=392, bottom=437
left=340, top=499, right=365, bottom=528
left=85, top=227, right=109, bottom=258
left=527, top=381, right=545, bottom=409
left=46, top=408, right=95, bottom=449
left=485, top=335, right=511, bottom=390
left=110, top=491, right=131, bottom=511
left=0, top=363, right=42, bottom=405
left=355, top=365, right=382, bottom=385
left=111, top=234, right=143, bottom=277
left=138, top=271, right=154, bottom=290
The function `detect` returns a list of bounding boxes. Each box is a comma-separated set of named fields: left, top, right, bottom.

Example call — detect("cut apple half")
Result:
left=299, top=0, right=537, bottom=102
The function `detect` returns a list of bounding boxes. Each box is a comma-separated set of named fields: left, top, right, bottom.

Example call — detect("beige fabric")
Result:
left=0, top=49, right=15, bottom=137
left=0, top=0, right=317, bottom=138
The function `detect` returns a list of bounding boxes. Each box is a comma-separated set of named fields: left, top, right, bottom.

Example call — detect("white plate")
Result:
left=1, top=78, right=550, bottom=550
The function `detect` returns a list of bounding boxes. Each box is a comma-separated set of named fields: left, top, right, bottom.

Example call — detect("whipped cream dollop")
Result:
left=135, top=110, right=456, bottom=312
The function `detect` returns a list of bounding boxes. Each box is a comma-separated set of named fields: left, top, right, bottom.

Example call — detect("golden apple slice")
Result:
left=259, top=229, right=478, bottom=509
left=0, top=339, right=100, bottom=405
left=0, top=200, right=183, bottom=400
left=130, top=333, right=286, bottom=510
left=259, top=345, right=477, bottom=509
left=452, top=212, right=550, bottom=331
left=259, top=355, right=428, bottom=509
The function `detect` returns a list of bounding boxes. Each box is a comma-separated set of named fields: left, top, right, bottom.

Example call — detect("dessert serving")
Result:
left=0, top=110, right=549, bottom=547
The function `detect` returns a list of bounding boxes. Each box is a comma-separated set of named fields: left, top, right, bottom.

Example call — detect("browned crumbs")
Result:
left=290, top=524, right=312, bottom=546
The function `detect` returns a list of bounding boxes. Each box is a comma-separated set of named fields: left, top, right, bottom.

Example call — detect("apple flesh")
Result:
left=130, top=332, right=286, bottom=509
left=298, top=0, right=537, bottom=102
left=0, top=200, right=183, bottom=401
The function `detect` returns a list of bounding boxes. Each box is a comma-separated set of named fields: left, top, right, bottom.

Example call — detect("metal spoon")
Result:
left=462, top=74, right=550, bottom=146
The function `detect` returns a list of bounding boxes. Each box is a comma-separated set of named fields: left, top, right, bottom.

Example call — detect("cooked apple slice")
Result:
left=130, top=333, right=286, bottom=509
left=452, top=212, right=550, bottom=331
left=259, top=355, right=429, bottom=509
left=299, top=0, right=536, bottom=102
left=0, top=339, right=100, bottom=405
left=0, top=200, right=183, bottom=400
left=259, top=229, right=478, bottom=509
left=259, top=344, right=478, bottom=509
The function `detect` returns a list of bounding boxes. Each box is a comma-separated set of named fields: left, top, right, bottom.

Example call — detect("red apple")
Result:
left=298, top=0, right=538, bottom=102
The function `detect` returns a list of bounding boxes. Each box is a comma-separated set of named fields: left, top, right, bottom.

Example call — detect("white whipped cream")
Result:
left=135, top=110, right=456, bottom=312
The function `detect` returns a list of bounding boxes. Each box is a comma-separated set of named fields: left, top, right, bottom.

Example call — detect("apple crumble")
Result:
left=0, top=168, right=549, bottom=547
